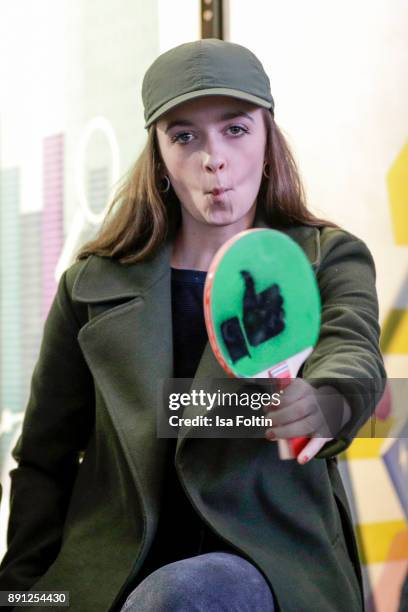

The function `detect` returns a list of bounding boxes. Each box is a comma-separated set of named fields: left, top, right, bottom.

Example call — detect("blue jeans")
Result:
left=120, top=552, right=275, bottom=611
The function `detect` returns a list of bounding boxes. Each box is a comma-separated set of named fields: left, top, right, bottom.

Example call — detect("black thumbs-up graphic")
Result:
left=220, top=270, right=286, bottom=363
left=220, top=316, right=250, bottom=363
left=241, top=270, right=285, bottom=346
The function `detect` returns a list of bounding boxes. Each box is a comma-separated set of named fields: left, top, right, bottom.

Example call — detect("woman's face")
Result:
left=155, top=96, right=267, bottom=228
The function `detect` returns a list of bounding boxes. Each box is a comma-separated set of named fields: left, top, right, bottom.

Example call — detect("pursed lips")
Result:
left=206, top=187, right=231, bottom=195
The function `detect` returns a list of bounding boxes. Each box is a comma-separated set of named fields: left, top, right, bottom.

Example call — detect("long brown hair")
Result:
left=76, top=109, right=336, bottom=264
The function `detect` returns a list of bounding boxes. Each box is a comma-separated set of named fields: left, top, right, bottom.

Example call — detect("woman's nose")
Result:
left=202, top=139, right=226, bottom=172
left=203, top=154, right=226, bottom=173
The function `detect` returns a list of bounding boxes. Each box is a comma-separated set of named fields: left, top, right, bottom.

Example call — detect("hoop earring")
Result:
left=263, top=162, right=270, bottom=179
left=159, top=175, right=171, bottom=193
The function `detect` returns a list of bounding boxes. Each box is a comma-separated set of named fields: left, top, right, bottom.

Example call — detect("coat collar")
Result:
left=72, top=221, right=321, bottom=304
left=72, top=238, right=172, bottom=303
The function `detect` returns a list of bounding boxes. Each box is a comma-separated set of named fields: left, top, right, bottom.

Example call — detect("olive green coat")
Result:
left=0, top=222, right=386, bottom=611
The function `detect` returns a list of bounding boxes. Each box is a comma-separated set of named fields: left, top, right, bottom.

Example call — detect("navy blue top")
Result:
left=171, top=268, right=208, bottom=378
left=136, top=268, right=235, bottom=581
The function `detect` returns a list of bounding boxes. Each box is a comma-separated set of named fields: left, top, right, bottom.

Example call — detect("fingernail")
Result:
left=266, top=429, right=276, bottom=440
left=299, top=455, right=309, bottom=464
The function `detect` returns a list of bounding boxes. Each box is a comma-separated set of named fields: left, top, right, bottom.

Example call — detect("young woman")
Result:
left=0, top=39, right=385, bottom=612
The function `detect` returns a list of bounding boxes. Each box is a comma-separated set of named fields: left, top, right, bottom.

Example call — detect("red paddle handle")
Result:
left=274, top=377, right=309, bottom=457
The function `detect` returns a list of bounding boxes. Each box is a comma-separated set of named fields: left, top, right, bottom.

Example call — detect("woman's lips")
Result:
left=207, top=187, right=231, bottom=196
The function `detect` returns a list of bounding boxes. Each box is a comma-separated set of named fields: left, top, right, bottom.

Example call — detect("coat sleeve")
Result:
left=0, top=262, right=95, bottom=591
left=301, top=227, right=387, bottom=458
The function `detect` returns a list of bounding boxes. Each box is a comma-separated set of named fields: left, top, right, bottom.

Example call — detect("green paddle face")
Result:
left=205, top=229, right=321, bottom=378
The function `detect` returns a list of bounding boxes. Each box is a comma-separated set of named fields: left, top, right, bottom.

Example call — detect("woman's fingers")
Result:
left=296, top=437, right=334, bottom=464
left=265, top=410, right=320, bottom=440
left=276, top=378, right=312, bottom=404
left=265, top=397, right=316, bottom=428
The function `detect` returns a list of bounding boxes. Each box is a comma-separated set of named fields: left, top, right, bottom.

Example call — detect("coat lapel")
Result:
left=72, top=240, right=174, bottom=526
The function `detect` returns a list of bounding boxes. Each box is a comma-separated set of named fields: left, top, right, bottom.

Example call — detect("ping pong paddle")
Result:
left=203, top=228, right=321, bottom=459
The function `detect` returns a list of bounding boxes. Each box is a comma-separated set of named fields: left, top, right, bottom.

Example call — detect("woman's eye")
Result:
left=172, top=132, right=194, bottom=144
left=227, top=125, right=248, bottom=136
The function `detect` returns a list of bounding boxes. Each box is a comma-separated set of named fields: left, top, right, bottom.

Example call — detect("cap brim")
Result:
left=144, top=88, right=273, bottom=128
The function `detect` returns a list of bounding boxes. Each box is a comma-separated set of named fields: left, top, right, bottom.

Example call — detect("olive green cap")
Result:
left=142, top=39, right=274, bottom=128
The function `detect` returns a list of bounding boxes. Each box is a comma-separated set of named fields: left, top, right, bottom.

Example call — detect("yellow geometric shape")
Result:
left=380, top=308, right=408, bottom=354
left=356, top=522, right=408, bottom=564
left=340, top=415, right=396, bottom=460
left=387, top=141, right=408, bottom=245
left=345, top=438, right=389, bottom=460
left=359, top=416, right=396, bottom=439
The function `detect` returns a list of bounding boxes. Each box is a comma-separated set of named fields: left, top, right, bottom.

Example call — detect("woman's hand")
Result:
left=264, top=380, right=351, bottom=464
